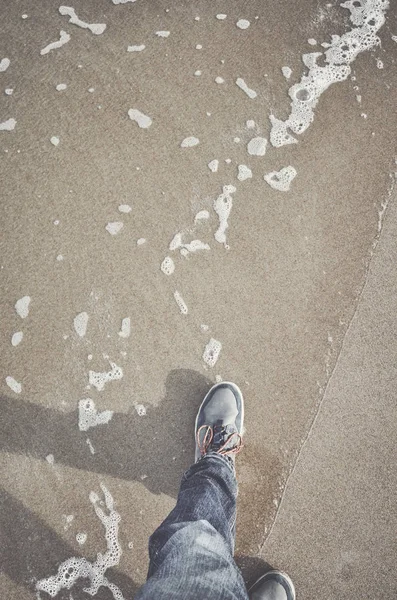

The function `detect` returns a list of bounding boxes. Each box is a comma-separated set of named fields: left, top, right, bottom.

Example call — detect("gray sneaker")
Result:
left=248, top=570, right=296, bottom=600
left=195, top=382, right=244, bottom=462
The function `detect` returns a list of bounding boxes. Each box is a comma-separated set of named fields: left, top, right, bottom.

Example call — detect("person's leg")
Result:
left=135, top=382, right=248, bottom=600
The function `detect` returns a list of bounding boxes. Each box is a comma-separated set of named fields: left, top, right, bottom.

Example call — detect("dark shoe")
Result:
left=248, top=570, right=296, bottom=600
left=195, top=381, right=244, bottom=462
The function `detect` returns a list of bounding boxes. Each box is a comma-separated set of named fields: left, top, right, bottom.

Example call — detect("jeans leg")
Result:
left=135, top=453, right=248, bottom=600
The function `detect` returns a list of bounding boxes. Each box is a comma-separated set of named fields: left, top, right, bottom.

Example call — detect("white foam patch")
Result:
left=156, top=30, right=170, bottom=38
left=118, top=317, right=131, bottom=338
left=376, top=57, right=383, bottom=68
left=269, top=0, right=389, bottom=147
left=74, top=312, right=89, bottom=337
left=36, top=484, right=124, bottom=600
left=237, top=164, right=252, bottom=181
left=203, top=338, right=222, bottom=367
left=11, top=331, right=23, bottom=346
left=194, top=210, right=210, bottom=222
left=246, top=119, right=256, bottom=129
left=236, top=77, right=257, bottom=98
left=5, top=88, right=13, bottom=95
left=236, top=19, right=250, bottom=29
left=0, top=58, right=10, bottom=72
left=59, top=6, right=106, bottom=35
left=128, top=108, right=152, bottom=128
left=136, top=238, right=146, bottom=245
left=160, top=256, right=175, bottom=275
left=208, top=159, right=219, bottom=172
left=86, top=437, right=95, bottom=454
left=392, top=35, right=397, bottom=42
left=106, top=222, right=123, bottom=235
left=6, top=376, right=21, bottom=394
left=40, top=31, right=71, bottom=55
left=282, top=66, right=292, bottom=79
left=181, top=240, right=210, bottom=254
left=181, top=136, right=199, bottom=147
left=194, top=70, right=202, bottom=76
left=78, top=398, right=114, bottom=431
left=174, top=290, right=188, bottom=314
left=118, top=204, right=131, bottom=213
left=134, top=404, right=146, bottom=416
left=308, top=38, right=317, bottom=45
left=216, top=14, right=227, bottom=20
left=56, top=83, right=67, bottom=91
left=264, top=166, right=297, bottom=191
left=0, top=118, right=16, bottom=131
left=247, top=136, right=267, bottom=156
left=113, top=0, right=137, bottom=3
left=15, top=296, right=31, bottom=318
left=213, top=184, right=236, bottom=246
left=169, top=233, right=183, bottom=251
left=196, top=44, right=203, bottom=50
left=46, top=454, right=55, bottom=465
left=215, top=77, right=225, bottom=84
left=50, top=136, right=60, bottom=146
left=127, top=44, right=145, bottom=52
left=76, top=532, right=87, bottom=545
left=89, top=362, right=123, bottom=391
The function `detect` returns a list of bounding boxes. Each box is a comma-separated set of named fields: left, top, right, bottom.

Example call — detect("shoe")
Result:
left=195, top=381, right=244, bottom=462
left=248, top=570, right=296, bottom=600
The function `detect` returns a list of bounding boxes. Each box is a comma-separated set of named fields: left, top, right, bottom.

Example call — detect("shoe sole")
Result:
left=247, top=569, right=296, bottom=600
left=194, top=381, right=244, bottom=460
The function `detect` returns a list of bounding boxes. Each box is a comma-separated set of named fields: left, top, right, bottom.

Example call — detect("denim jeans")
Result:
left=135, top=452, right=249, bottom=600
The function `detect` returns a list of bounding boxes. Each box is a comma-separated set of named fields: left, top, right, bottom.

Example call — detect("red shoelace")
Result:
left=196, top=425, right=244, bottom=457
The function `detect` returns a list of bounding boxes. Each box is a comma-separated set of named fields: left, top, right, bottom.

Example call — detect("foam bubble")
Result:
left=216, top=14, right=227, bottom=20
left=203, top=338, right=222, bottom=367
left=113, top=0, right=137, bottom=3
left=247, top=136, right=267, bottom=156
left=0, top=118, right=16, bottom=131
left=135, top=404, right=146, bottom=416
left=208, top=159, right=219, bottom=172
left=78, top=398, right=114, bottom=431
left=36, top=484, right=124, bottom=600
left=76, top=532, right=87, bottom=545
left=86, top=437, right=95, bottom=454
left=194, top=70, right=202, bottom=76
left=50, top=136, right=60, bottom=146
left=213, top=185, right=236, bottom=246
left=118, top=204, right=131, bottom=213
left=282, top=66, right=292, bottom=79
left=236, top=77, right=257, bottom=98
left=74, top=312, right=89, bottom=337
left=46, top=454, right=55, bottom=465
left=376, top=57, right=383, bottom=68
left=196, top=44, right=203, bottom=50
left=128, top=108, right=152, bottom=128
left=215, top=77, right=225, bottom=84
left=56, top=83, right=67, bottom=91
left=181, top=136, right=199, bottom=147
left=246, top=119, right=256, bottom=129
left=5, top=88, right=13, bottom=95
left=236, top=19, right=250, bottom=29
left=0, top=57, right=10, bottom=72
left=59, top=6, right=106, bottom=35
left=89, top=362, right=123, bottom=391
left=40, top=30, right=70, bottom=55
left=118, top=317, right=131, bottom=338
left=174, top=290, right=188, bottom=314
left=237, top=164, right=252, bottom=181
left=11, top=331, right=23, bottom=346
left=156, top=30, right=170, bottom=38
left=15, top=295, right=31, bottom=318
left=106, top=222, right=123, bottom=235
left=161, top=256, right=175, bottom=275
left=127, top=44, right=145, bottom=52
left=6, top=376, right=21, bottom=394
left=136, top=238, right=146, bottom=245
left=264, top=166, right=297, bottom=191
left=308, top=38, right=317, bottom=45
